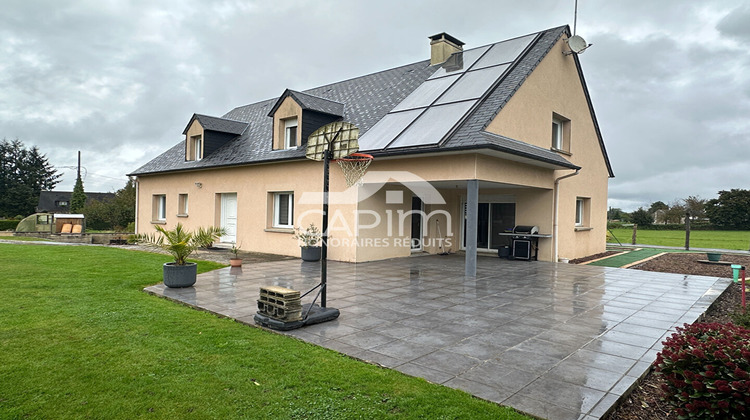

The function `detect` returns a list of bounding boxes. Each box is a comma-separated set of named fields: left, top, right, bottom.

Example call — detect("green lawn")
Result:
left=0, top=235, right=50, bottom=242
left=608, top=228, right=750, bottom=251
left=0, top=244, right=528, bottom=419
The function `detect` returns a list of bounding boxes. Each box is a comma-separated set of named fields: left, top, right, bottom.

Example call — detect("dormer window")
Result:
left=182, top=114, right=248, bottom=161
left=269, top=90, right=343, bottom=150
left=284, top=118, right=298, bottom=149
left=191, top=135, right=202, bottom=161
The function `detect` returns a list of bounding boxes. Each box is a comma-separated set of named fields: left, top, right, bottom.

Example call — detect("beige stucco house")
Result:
left=129, top=26, right=613, bottom=269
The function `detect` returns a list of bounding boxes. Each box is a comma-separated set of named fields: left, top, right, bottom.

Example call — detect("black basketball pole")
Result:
left=319, top=127, right=343, bottom=309
left=320, top=147, right=330, bottom=308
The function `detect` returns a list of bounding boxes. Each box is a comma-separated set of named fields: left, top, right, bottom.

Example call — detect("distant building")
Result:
left=37, top=191, right=115, bottom=213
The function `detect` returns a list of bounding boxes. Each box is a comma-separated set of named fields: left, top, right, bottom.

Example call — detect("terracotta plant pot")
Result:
left=229, top=258, right=242, bottom=267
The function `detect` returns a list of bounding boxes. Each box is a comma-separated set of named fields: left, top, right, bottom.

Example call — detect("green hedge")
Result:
left=0, top=220, right=20, bottom=231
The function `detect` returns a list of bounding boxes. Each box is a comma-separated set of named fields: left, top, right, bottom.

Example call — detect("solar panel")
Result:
left=391, top=74, right=460, bottom=112
left=472, top=34, right=535, bottom=70
left=428, top=45, right=490, bottom=79
left=434, top=64, right=509, bottom=105
left=387, top=101, right=476, bottom=148
left=357, top=109, right=424, bottom=151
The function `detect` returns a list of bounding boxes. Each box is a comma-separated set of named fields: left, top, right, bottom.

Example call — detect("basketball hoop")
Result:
left=336, top=153, right=373, bottom=187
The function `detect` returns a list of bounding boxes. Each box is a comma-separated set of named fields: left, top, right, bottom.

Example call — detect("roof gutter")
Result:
left=128, top=143, right=580, bottom=177
left=553, top=168, right=580, bottom=262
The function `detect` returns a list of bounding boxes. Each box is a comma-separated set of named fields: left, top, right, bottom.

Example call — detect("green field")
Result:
left=608, top=228, right=750, bottom=251
left=0, top=244, right=528, bottom=419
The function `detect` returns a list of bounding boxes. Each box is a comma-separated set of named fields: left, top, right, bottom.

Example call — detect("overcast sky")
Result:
left=2, top=0, right=748, bottom=211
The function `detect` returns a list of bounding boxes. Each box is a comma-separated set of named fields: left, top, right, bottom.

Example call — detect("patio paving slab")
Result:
left=145, top=254, right=730, bottom=419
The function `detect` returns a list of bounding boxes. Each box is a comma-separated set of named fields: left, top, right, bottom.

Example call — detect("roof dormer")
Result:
left=182, top=114, right=248, bottom=161
left=268, top=89, right=344, bottom=150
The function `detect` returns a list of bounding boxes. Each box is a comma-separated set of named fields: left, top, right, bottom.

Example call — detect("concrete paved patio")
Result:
left=145, top=254, right=729, bottom=420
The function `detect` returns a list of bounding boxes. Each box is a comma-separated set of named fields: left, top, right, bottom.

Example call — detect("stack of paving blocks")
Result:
left=257, top=286, right=303, bottom=322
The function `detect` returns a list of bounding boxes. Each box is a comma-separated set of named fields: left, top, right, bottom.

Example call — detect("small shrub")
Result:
left=292, top=223, right=322, bottom=247
left=654, top=322, right=750, bottom=418
left=125, top=222, right=135, bottom=233
left=732, top=311, right=750, bottom=329
left=194, top=226, right=227, bottom=248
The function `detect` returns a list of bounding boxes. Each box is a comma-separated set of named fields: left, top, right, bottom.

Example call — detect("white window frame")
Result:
left=273, top=192, right=294, bottom=228
left=193, top=136, right=202, bottom=161
left=552, top=118, right=563, bottom=150
left=575, top=198, right=584, bottom=227
left=284, top=118, right=298, bottom=149
left=154, top=194, right=166, bottom=221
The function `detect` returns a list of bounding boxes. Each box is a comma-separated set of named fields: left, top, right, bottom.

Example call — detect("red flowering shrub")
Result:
left=654, top=322, right=750, bottom=419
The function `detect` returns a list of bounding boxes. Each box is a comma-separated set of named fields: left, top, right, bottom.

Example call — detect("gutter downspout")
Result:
left=553, top=169, right=580, bottom=262
left=134, top=177, right=139, bottom=234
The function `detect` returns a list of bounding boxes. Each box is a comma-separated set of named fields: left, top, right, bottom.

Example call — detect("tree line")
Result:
left=1, top=139, right=134, bottom=231
left=609, top=190, right=750, bottom=230
left=0, top=139, right=61, bottom=218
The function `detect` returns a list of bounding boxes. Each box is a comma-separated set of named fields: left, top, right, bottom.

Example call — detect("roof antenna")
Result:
left=564, top=0, right=592, bottom=55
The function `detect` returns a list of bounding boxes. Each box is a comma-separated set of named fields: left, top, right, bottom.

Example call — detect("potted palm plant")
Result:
left=132, top=223, right=224, bottom=288
left=195, top=226, right=227, bottom=249
left=229, top=243, right=243, bottom=267
left=292, top=223, right=322, bottom=262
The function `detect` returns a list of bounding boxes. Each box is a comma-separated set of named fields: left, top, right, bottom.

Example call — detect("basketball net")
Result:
left=336, top=153, right=373, bottom=187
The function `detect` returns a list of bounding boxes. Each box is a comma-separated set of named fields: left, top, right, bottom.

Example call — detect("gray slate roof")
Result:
left=479, top=132, right=578, bottom=168
left=182, top=114, right=249, bottom=135
left=269, top=90, right=345, bottom=117
left=131, top=26, right=608, bottom=177
left=37, top=191, right=115, bottom=214
left=131, top=60, right=435, bottom=175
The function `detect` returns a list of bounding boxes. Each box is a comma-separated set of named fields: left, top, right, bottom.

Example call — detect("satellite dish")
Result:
left=566, top=35, right=590, bottom=54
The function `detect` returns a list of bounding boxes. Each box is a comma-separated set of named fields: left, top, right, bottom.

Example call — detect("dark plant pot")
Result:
left=497, top=246, right=510, bottom=259
left=301, top=246, right=321, bottom=262
left=163, top=262, right=197, bottom=288
left=706, top=253, right=722, bottom=262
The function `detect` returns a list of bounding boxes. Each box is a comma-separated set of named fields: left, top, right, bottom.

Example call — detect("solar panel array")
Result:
left=358, top=33, right=536, bottom=151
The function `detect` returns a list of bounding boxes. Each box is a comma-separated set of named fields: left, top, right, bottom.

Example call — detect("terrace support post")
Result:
left=465, top=180, right=478, bottom=278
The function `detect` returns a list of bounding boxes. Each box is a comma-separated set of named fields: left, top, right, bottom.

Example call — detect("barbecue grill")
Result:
left=513, top=225, right=539, bottom=235
left=510, top=225, right=540, bottom=260
left=497, top=225, right=551, bottom=261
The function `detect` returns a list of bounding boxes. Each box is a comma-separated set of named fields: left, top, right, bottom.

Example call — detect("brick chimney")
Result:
left=429, top=33, right=464, bottom=65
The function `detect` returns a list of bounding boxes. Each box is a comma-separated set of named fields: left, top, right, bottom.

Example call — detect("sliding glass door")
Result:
left=463, top=202, right=515, bottom=250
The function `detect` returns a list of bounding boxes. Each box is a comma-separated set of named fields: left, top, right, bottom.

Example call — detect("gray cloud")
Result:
left=717, top=4, right=750, bottom=41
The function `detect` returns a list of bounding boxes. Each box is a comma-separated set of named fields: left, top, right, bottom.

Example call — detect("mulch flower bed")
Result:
left=570, top=251, right=621, bottom=264
left=603, top=252, right=750, bottom=419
